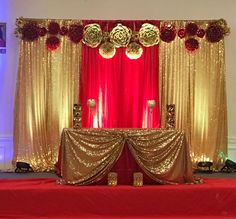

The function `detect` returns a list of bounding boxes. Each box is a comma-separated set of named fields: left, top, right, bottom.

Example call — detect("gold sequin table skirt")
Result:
left=57, top=128, right=195, bottom=185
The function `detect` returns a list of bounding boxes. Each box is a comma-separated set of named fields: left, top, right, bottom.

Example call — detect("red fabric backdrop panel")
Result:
left=80, top=20, right=160, bottom=128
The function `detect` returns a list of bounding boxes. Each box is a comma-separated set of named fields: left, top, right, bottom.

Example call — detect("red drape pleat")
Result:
left=80, top=20, right=160, bottom=128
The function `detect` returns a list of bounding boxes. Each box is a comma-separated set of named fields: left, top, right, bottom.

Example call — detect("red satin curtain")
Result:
left=80, top=20, right=160, bottom=128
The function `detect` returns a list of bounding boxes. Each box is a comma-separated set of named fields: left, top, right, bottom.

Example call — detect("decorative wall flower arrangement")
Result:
left=15, top=18, right=230, bottom=55
left=177, top=19, right=230, bottom=52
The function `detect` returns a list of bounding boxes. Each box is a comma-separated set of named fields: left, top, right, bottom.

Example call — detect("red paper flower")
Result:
left=196, top=29, right=205, bottom=38
left=60, top=26, right=68, bottom=36
left=48, top=22, right=60, bottom=35
left=160, top=24, right=176, bottom=43
left=46, top=36, right=60, bottom=51
left=185, top=38, right=199, bottom=52
left=68, top=24, right=83, bottom=43
left=38, top=27, right=47, bottom=37
left=186, top=22, right=198, bottom=36
left=206, top=24, right=224, bottom=43
left=178, top=29, right=186, bottom=38
left=22, top=22, right=39, bottom=41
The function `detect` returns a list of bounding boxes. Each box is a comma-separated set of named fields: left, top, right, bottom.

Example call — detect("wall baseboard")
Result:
left=0, top=135, right=14, bottom=171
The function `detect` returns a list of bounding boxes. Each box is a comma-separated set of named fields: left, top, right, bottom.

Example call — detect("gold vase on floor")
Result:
left=133, top=172, right=143, bottom=187
left=108, top=172, right=118, bottom=186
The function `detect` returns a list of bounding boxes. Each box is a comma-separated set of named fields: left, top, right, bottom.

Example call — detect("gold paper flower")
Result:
left=99, top=42, right=116, bottom=59
left=139, top=23, right=160, bottom=47
left=125, top=42, right=143, bottom=60
left=216, top=19, right=230, bottom=36
left=14, top=17, right=26, bottom=38
left=110, top=24, right=132, bottom=47
left=82, top=23, right=103, bottom=48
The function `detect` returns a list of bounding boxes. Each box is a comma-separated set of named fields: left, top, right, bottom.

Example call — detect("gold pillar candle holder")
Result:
left=73, top=103, right=82, bottom=129
left=108, top=172, right=118, bottom=186
left=133, top=172, right=143, bottom=187
left=166, top=104, right=175, bottom=129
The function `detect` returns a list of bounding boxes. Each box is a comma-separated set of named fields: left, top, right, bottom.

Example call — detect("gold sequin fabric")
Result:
left=59, top=128, right=195, bottom=185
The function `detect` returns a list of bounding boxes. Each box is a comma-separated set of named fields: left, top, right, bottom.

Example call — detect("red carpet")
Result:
left=0, top=178, right=236, bottom=218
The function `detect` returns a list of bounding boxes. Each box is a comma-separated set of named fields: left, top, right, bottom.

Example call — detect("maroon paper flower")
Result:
left=196, top=29, right=205, bottom=38
left=22, top=22, right=39, bottom=41
left=68, top=24, right=83, bottom=43
left=38, top=27, right=47, bottom=37
left=48, top=22, right=60, bottom=35
left=178, top=29, right=186, bottom=39
left=46, top=36, right=60, bottom=51
left=186, top=22, right=198, bottom=36
left=60, top=26, right=68, bottom=36
left=206, top=24, right=224, bottom=43
left=160, top=24, right=176, bottom=43
left=185, top=38, right=199, bottom=52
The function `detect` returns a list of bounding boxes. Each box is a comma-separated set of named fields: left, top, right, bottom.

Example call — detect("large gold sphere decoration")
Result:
left=125, top=42, right=143, bottom=60
left=147, top=100, right=156, bottom=109
left=138, top=23, right=160, bottom=47
left=99, top=42, right=116, bottom=59
left=87, top=99, right=96, bottom=108
left=110, top=23, right=132, bottom=47
left=82, top=23, right=103, bottom=48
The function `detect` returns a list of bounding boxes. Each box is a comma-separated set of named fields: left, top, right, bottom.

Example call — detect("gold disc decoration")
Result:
left=125, top=42, right=143, bottom=60
left=110, top=23, right=132, bottom=47
left=99, top=42, right=116, bottom=59
left=82, top=23, right=103, bottom=48
left=138, top=23, right=160, bottom=47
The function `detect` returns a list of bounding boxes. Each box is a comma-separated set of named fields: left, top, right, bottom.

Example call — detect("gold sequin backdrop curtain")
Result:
left=160, top=20, right=227, bottom=168
left=13, top=19, right=80, bottom=171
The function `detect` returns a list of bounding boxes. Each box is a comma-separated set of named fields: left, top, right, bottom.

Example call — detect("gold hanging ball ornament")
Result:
left=87, top=99, right=96, bottom=108
left=99, top=42, right=116, bottom=59
left=147, top=100, right=156, bottom=109
left=139, top=23, right=160, bottom=47
left=110, top=23, right=132, bottom=47
left=126, top=42, right=143, bottom=60
left=82, top=23, right=103, bottom=48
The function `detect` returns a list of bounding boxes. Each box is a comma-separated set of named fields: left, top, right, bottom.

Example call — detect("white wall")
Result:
left=0, top=0, right=235, bottom=170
